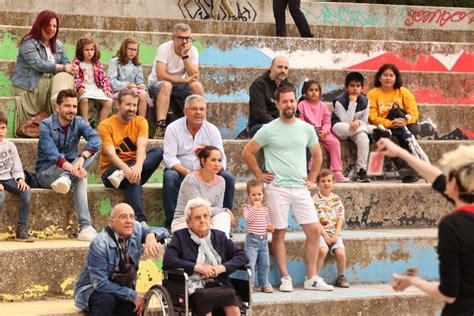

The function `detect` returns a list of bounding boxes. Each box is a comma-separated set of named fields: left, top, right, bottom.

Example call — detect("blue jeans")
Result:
left=88, top=290, right=135, bottom=316
left=245, top=233, right=270, bottom=288
left=148, top=81, right=190, bottom=100
left=162, top=168, right=235, bottom=228
left=249, top=123, right=264, bottom=138
left=0, top=178, right=32, bottom=228
left=37, top=153, right=98, bottom=229
left=101, top=147, right=163, bottom=222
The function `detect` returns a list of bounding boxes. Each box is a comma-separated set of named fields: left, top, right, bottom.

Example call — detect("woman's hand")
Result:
left=228, top=210, right=237, bottom=228
left=194, top=264, right=215, bottom=279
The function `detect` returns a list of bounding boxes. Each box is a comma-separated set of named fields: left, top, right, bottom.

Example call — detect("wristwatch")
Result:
left=79, top=153, right=88, bottom=160
left=182, top=55, right=189, bottom=60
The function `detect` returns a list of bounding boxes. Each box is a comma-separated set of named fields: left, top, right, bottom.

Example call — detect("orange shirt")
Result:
left=98, top=115, right=148, bottom=175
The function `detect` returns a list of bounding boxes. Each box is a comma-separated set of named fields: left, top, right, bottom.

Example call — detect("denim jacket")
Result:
left=74, top=223, right=169, bottom=311
left=11, top=38, right=69, bottom=91
left=35, top=114, right=101, bottom=172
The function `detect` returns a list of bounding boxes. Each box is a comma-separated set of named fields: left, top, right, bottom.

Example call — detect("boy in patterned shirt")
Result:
left=313, top=169, right=350, bottom=288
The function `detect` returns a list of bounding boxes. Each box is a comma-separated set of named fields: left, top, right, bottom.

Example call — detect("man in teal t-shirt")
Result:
left=242, top=86, right=334, bottom=292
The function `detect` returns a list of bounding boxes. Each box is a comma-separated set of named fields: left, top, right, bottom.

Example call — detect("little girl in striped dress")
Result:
left=243, top=179, right=274, bottom=293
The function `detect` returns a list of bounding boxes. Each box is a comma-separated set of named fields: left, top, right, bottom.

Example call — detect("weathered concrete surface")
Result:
left=0, top=230, right=438, bottom=299
left=1, top=26, right=472, bottom=71
left=0, top=240, right=164, bottom=301
left=0, top=0, right=472, bottom=31
left=1, top=62, right=473, bottom=104
left=0, top=285, right=444, bottom=315
left=0, top=10, right=471, bottom=42
left=8, top=139, right=474, bottom=182
left=0, top=180, right=454, bottom=234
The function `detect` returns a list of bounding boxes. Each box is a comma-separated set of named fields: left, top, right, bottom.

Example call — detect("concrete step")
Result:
left=1, top=25, right=472, bottom=71
left=6, top=138, right=473, bottom=184
left=0, top=285, right=444, bottom=315
left=1, top=97, right=472, bottom=140
left=1, top=61, right=473, bottom=105
left=0, top=10, right=471, bottom=43
left=0, top=178, right=454, bottom=235
left=0, top=229, right=439, bottom=300
left=2, top=0, right=472, bottom=35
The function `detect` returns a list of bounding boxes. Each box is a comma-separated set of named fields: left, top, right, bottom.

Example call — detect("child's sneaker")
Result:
left=78, top=226, right=97, bottom=242
left=15, top=226, right=35, bottom=242
left=334, top=171, right=350, bottom=183
left=279, top=275, right=293, bottom=292
left=335, top=275, right=350, bottom=288
left=304, top=275, right=334, bottom=291
left=107, top=169, right=125, bottom=188
left=50, top=176, right=71, bottom=194
left=356, top=169, right=370, bottom=183
left=261, top=285, right=274, bottom=293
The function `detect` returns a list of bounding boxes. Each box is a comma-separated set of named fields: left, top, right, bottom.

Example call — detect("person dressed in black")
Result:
left=163, top=197, right=249, bottom=316
left=377, top=138, right=474, bottom=315
left=273, top=0, right=314, bottom=37
left=248, top=56, right=294, bottom=137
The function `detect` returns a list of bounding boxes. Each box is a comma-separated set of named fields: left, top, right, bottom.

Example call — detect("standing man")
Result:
left=148, top=23, right=204, bottom=138
left=163, top=94, right=235, bottom=229
left=273, top=0, right=314, bottom=37
left=36, top=89, right=101, bottom=242
left=242, top=85, right=333, bottom=292
left=74, top=203, right=168, bottom=316
left=98, top=89, right=163, bottom=225
left=248, top=56, right=294, bottom=137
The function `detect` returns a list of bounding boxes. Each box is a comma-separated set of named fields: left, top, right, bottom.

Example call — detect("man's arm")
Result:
left=163, top=125, right=191, bottom=176
left=249, top=80, right=274, bottom=124
left=156, top=62, right=190, bottom=85
left=307, top=143, right=323, bottom=183
left=241, top=140, right=274, bottom=183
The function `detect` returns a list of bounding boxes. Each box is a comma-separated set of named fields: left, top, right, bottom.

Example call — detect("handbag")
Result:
left=15, top=112, right=49, bottom=138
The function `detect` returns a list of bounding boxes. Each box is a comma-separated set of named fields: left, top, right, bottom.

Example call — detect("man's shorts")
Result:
left=265, top=183, right=318, bottom=229
left=148, top=81, right=190, bottom=100
left=319, top=235, right=345, bottom=255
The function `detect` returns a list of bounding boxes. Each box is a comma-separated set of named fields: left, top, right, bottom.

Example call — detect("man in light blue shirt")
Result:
left=163, top=94, right=235, bottom=228
left=242, top=85, right=334, bottom=293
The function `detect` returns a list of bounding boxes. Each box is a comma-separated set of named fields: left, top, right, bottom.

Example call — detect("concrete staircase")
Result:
left=0, top=0, right=472, bottom=314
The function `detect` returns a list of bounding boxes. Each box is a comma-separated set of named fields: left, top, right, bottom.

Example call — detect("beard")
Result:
left=120, top=111, right=136, bottom=121
left=282, top=108, right=295, bottom=119
left=277, top=73, right=287, bottom=81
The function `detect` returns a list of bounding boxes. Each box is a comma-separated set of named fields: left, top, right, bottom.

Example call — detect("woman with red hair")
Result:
left=11, top=10, right=77, bottom=132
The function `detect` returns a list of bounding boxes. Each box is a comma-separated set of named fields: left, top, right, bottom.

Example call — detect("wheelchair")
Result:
left=143, top=266, right=252, bottom=316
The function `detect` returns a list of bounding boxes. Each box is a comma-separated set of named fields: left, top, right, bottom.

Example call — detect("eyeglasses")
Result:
left=174, top=36, right=192, bottom=42
left=127, top=48, right=138, bottom=52
left=117, top=214, right=137, bottom=221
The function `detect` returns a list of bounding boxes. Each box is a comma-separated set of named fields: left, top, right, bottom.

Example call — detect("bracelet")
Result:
left=62, top=64, right=66, bottom=72
left=182, top=55, right=189, bottom=60
left=79, top=153, right=88, bottom=160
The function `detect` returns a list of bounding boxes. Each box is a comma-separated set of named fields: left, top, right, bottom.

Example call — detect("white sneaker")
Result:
left=77, top=226, right=97, bottom=242
left=304, top=275, right=334, bottom=291
left=50, top=176, right=71, bottom=194
left=108, top=170, right=125, bottom=188
left=279, top=275, right=293, bottom=292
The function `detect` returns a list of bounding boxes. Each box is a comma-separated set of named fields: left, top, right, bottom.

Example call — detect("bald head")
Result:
left=110, top=203, right=134, bottom=219
left=269, top=56, right=289, bottom=83
left=110, top=203, right=136, bottom=238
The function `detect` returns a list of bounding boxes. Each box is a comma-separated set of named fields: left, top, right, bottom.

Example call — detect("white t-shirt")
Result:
left=148, top=40, right=199, bottom=83
left=45, top=46, right=55, bottom=63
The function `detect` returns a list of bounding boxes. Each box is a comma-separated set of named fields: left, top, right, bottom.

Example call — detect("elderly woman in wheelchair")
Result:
left=157, top=197, right=250, bottom=316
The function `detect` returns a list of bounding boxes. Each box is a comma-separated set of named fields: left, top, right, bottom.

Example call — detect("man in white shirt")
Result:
left=148, top=23, right=204, bottom=138
left=163, top=94, right=235, bottom=229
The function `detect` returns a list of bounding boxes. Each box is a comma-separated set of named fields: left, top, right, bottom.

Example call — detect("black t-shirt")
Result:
left=433, top=175, right=474, bottom=315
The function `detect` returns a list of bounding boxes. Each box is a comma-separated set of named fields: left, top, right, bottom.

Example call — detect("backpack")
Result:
left=16, top=112, right=49, bottom=138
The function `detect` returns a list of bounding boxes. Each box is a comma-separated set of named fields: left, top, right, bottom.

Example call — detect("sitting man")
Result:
left=248, top=56, right=294, bottom=137
left=148, top=23, right=204, bottom=138
left=98, top=89, right=163, bottom=225
left=163, top=94, right=235, bottom=229
left=36, top=89, right=101, bottom=241
left=163, top=197, right=248, bottom=316
left=74, top=203, right=168, bottom=316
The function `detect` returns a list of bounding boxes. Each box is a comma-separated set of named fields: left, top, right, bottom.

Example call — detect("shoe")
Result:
left=402, top=175, right=418, bottom=183
left=304, top=275, right=334, bottom=291
left=50, top=176, right=71, bottom=194
left=108, top=169, right=125, bottom=188
left=335, top=275, right=350, bottom=288
left=261, top=285, right=274, bottom=293
left=279, top=276, right=293, bottom=292
left=334, top=171, right=350, bottom=183
left=357, top=169, right=370, bottom=183
left=16, top=226, right=35, bottom=242
left=154, top=121, right=166, bottom=139
left=78, top=226, right=97, bottom=242
left=376, top=125, right=392, bottom=138
left=140, top=221, right=148, bottom=227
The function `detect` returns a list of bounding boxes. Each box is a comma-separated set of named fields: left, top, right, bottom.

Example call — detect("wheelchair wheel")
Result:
left=143, top=284, right=175, bottom=316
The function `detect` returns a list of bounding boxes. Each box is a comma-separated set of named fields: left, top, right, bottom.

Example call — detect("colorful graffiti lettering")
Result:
left=178, top=0, right=256, bottom=21
left=405, top=9, right=473, bottom=27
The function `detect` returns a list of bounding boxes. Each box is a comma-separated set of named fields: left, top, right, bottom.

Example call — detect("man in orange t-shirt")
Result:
left=98, top=89, right=163, bottom=224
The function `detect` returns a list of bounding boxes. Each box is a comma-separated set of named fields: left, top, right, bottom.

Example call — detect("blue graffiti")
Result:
left=200, top=45, right=271, bottom=67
